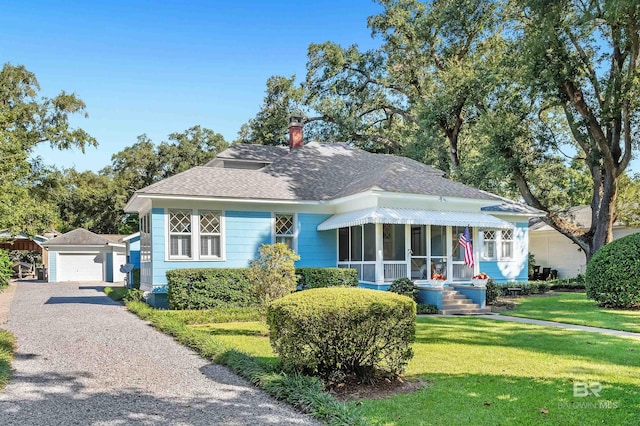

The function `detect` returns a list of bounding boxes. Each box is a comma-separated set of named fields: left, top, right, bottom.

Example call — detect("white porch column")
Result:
left=375, top=223, right=384, bottom=285
left=405, top=224, right=411, bottom=279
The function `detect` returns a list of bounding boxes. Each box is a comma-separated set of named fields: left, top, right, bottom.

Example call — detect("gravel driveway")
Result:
left=0, top=281, right=315, bottom=425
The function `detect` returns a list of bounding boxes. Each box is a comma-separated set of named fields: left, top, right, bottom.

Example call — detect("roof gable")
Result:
left=43, top=229, right=120, bottom=246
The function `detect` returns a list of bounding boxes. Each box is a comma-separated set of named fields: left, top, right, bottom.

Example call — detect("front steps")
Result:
left=439, top=289, right=491, bottom=315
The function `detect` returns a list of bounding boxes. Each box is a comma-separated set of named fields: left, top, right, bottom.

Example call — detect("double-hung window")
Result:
left=169, top=209, right=192, bottom=258
left=274, top=213, right=295, bottom=249
left=199, top=210, right=221, bottom=258
left=482, top=228, right=514, bottom=260
left=482, top=230, right=497, bottom=260
left=501, top=229, right=513, bottom=259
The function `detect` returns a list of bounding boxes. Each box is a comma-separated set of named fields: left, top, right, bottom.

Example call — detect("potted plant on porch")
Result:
left=471, top=272, right=490, bottom=287
left=431, top=273, right=446, bottom=288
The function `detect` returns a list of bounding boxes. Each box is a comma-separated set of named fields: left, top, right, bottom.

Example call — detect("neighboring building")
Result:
left=43, top=229, right=127, bottom=283
left=124, top=117, right=543, bottom=309
left=121, top=232, right=141, bottom=286
left=529, top=206, right=640, bottom=279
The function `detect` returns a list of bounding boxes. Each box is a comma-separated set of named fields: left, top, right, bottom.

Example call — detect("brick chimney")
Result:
left=288, top=115, right=304, bottom=150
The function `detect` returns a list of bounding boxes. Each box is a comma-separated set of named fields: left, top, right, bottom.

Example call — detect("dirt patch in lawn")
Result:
left=329, top=376, right=430, bottom=401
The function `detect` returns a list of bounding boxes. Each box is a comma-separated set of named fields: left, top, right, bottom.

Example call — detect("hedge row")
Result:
left=297, top=268, right=358, bottom=289
left=167, top=267, right=359, bottom=310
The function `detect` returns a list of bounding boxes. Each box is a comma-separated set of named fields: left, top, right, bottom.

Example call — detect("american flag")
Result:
left=458, top=227, right=474, bottom=268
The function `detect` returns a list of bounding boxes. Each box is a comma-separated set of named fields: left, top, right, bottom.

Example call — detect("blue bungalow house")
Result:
left=124, top=118, right=543, bottom=310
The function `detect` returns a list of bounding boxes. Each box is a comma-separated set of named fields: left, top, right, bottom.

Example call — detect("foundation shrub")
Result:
left=296, top=268, right=358, bottom=289
left=267, top=287, right=416, bottom=382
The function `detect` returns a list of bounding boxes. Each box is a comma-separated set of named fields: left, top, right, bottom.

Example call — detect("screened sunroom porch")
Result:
left=317, top=207, right=514, bottom=286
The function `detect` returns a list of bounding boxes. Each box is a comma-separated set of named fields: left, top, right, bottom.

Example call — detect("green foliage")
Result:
left=497, top=282, right=550, bottom=296
left=131, top=268, right=141, bottom=289
left=0, top=63, right=96, bottom=235
left=267, top=287, right=415, bottom=381
left=157, top=307, right=264, bottom=325
left=548, top=275, right=586, bottom=291
left=125, top=301, right=365, bottom=425
left=248, top=243, right=300, bottom=306
left=123, top=289, right=145, bottom=303
left=388, top=277, right=419, bottom=300
left=586, top=234, right=640, bottom=309
left=166, top=269, right=255, bottom=310
left=104, top=286, right=128, bottom=301
left=235, top=75, right=306, bottom=145
left=296, top=267, right=358, bottom=290
left=528, top=252, right=536, bottom=277
left=416, top=303, right=439, bottom=314
left=0, top=250, right=11, bottom=289
left=485, top=279, right=500, bottom=305
left=0, top=329, right=15, bottom=391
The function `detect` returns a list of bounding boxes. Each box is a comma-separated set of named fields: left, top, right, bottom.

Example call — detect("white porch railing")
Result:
left=141, top=262, right=153, bottom=290
left=452, top=263, right=473, bottom=281
left=338, top=262, right=376, bottom=282
left=383, top=262, right=407, bottom=282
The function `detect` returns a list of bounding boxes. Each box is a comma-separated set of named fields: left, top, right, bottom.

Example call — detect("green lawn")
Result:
left=503, top=292, right=640, bottom=333
left=135, top=305, right=640, bottom=425
left=104, top=286, right=129, bottom=301
left=0, top=330, right=15, bottom=391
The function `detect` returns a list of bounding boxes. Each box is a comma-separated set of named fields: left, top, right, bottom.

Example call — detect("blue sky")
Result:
left=3, top=0, right=382, bottom=172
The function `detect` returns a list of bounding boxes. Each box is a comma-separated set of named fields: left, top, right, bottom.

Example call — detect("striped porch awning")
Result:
left=317, top=207, right=513, bottom=231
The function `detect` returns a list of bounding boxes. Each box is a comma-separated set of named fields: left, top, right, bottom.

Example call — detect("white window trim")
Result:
left=198, top=210, right=225, bottom=261
left=272, top=212, right=298, bottom=253
left=500, top=228, right=514, bottom=260
left=481, top=227, right=515, bottom=261
left=140, top=210, right=152, bottom=263
left=167, top=209, right=194, bottom=260
left=165, top=208, right=226, bottom=262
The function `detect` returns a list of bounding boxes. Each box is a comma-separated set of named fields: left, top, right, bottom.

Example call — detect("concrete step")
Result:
left=442, top=294, right=468, bottom=301
left=440, top=298, right=475, bottom=306
left=441, top=303, right=480, bottom=310
left=440, top=307, right=492, bottom=315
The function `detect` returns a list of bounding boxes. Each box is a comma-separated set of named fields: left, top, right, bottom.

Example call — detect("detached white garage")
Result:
left=43, top=229, right=127, bottom=283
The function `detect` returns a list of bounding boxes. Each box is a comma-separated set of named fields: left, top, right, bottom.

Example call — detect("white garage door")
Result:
left=57, top=253, right=103, bottom=282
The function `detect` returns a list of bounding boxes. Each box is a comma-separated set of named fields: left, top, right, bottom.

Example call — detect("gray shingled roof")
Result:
left=210, top=144, right=288, bottom=163
left=482, top=203, right=544, bottom=215
left=43, top=229, right=123, bottom=246
left=135, top=142, right=506, bottom=202
left=529, top=205, right=610, bottom=231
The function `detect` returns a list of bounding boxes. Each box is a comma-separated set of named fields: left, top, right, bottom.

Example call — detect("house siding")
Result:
left=479, top=222, right=528, bottom=283
left=149, top=209, right=272, bottom=291
left=296, top=214, right=336, bottom=267
left=530, top=226, right=640, bottom=279
left=48, top=251, right=57, bottom=282
left=128, top=236, right=141, bottom=269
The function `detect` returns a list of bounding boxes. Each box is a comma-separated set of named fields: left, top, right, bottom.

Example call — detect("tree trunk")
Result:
left=587, top=169, right=617, bottom=262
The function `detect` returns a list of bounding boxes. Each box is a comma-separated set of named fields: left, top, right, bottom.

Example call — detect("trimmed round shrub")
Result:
left=388, top=277, right=418, bottom=300
left=267, top=287, right=416, bottom=382
left=586, top=233, right=640, bottom=308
